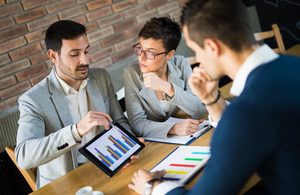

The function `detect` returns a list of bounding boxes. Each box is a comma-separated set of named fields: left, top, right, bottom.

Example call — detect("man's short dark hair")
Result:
left=138, top=17, right=182, bottom=52
left=45, top=20, right=86, bottom=53
left=181, top=0, right=256, bottom=52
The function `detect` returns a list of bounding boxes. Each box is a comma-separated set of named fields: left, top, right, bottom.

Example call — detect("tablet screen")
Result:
left=80, top=123, right=144, bottom=176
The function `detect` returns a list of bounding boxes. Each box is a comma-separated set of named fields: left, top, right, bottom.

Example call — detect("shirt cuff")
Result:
left=71, top=124, right=82, bottom=142
left=152, top=181, right=182, bottom=195
left=208, top=100, right=231, bottom=128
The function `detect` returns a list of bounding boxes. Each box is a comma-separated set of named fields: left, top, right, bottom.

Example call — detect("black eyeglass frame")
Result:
left=132, top=43, right=170, bottom=60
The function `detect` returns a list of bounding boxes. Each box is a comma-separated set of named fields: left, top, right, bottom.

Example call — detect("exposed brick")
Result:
left=88, top=26, right=114, bottom=43
left=25, top=28, right=47, bottom=43
left=112, top=48, right=133, bottom=62
left=114, top=37, right=137, bottom=52
left=0, top=54, right=10, bottom=66
left=58, top=5, right=86, bottom=20
left=122, top=24, right=143, bottom=38
left=14, top=7, right=47, bottom=24
left=86, top=22, right=98, bottom=33
left=145, top=0, right=168, bottom=10
left=100, top=33, right=124, bottom=47
left=88, top=42, right=101, bottom=54
left=0, top=81, right=31, bottom=100
left=10, top=43, right=42, bottom=61
left=16, top=64, right=46, bottom=82
left=22, top=0, right=53, bottom=10
left=169, top=9, right=181, bottom=22
left=30, top=51, right=48, bottom=65
left=91, top=57, right=113, bottom=68
left=86, top=0, right=112, bottom=11
left=0, top=76, right=17, bottom=90
left=27, top=14, right=58, bottom=31
left=5, top=95, right=20, bottom=108
left=77, top=0, right=89, bottom=3
left=46, top=0, right=76, bottom=13
left=90, top=46, right=114, bottom=62
left=136, top=9, right=158, bottom=23
left=113, top=17, right=137, bottom=32
left=86, top=6, right=112, bottom=22
left=0, top=36, right=26, bottom=54
left=0, top=3, right=23, bottom=18
left=0, top=95, right=20, bottom=110
left=158, top=1, right=179, bottom=15
left=30, top=70, right=50, bottom=86
left=120, top=4, right=145, bottom=19
left=112, top=0, right=136, bottom=12
left=0, top=59, right=31, bottom=78
left=0, top=17, right=15, bottom=30
left=97, top=14, right=122, bottom=28
left=0, top=25, right=27, bottom=43
left=72, top=15, right=87, bottom=25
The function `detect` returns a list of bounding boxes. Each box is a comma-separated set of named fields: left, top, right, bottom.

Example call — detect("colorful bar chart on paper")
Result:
left=87, top=125, right=140, bottom=171
left=151, top=146, right=210, bottom=184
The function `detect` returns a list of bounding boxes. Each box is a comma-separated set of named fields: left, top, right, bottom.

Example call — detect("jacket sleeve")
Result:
left=123, top=67, right=175, bottom=138
left=168, top=56, right=206, bottom=118
left=15, top=94, right=77, bottom=169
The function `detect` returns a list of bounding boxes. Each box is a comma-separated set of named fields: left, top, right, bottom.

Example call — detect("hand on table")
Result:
left=128, top=169, right=166, bottom=194
left=169, top=119, right=200, bottom=136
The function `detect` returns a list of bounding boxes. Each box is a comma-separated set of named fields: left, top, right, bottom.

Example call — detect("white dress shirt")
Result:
left=55, top=73, right=91, bottom=164
left=152, top=44, right=278, bottom=195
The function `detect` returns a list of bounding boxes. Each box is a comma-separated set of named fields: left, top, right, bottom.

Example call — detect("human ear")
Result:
left=47, top=49, right=59, bottom=65
left=203, top=39, right=220, bottom=56
left=166, top=50, right=175, bottom=61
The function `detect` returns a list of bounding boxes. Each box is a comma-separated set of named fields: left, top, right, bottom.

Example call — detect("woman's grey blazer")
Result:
left=15, top=68, right=131, bottom=189
left=123, top=55, right=206, bottom=138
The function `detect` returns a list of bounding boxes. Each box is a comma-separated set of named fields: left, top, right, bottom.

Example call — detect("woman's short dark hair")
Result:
left=181, top=0, right=256, bottom=52
left=45, top=20, right=86, bottom=53
left=138, top=17, right=182, bottom=52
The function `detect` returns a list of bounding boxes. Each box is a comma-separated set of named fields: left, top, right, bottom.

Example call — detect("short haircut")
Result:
left=138, top=17, right=182, bottom=52
left=181, top=0, right=256, bottom=52
left=45, top=20, right=86, bottom=53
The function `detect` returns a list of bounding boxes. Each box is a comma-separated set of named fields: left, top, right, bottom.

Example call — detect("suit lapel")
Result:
left=138, top=74, right=166, bottom=117
left=86, top=76, right=105, bottom=112
left=48, top=69, right=73, bottom=127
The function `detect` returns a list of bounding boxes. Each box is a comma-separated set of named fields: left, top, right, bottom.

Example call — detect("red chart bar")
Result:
left=170, top=163, right=196, bottom=168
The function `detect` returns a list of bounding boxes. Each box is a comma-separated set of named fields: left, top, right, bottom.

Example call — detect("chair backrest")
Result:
left=254, top=24, right=286, bottom=54
left=5, top=146, right=36, bottom=191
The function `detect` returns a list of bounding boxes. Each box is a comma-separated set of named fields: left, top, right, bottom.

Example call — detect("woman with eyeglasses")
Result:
left=123, top=17, right=207, bottom=138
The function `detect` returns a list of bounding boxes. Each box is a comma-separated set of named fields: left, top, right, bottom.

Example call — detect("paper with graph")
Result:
left=151, top=146, right=210, bottom=184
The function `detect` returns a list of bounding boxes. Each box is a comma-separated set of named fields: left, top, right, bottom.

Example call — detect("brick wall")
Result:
left=0, top=0, right=186, bottom=112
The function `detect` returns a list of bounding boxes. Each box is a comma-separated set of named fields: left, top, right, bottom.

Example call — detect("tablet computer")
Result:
left=79, top=122, right=145, bottom=177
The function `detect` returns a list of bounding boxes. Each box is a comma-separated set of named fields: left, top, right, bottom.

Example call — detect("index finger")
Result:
left=93, top=111, right=113, bottom=122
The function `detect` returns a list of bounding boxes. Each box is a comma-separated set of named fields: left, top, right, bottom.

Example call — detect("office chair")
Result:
left=5, top=146, right=36, bottom=191
left=254, top=23, right=286, bottom=54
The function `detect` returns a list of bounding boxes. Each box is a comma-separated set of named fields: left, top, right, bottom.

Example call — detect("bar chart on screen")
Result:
left=151, top=146, right=210, bottom=184
left=87, top=126, right=140, bottom=171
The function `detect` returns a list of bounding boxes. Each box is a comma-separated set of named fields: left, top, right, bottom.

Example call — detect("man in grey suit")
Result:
left=15, top=20, right=134, bottom=189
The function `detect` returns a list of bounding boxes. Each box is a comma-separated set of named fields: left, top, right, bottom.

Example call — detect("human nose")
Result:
left=80, top=53, right=90, bottom=65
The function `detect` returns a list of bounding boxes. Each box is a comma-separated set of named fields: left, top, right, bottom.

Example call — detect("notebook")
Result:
left=151, top=146, right=210, bottom=184
left=145, top=118, right=211, bottom=145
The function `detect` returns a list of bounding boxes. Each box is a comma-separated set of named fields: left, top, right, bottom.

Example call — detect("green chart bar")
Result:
left=184, top=158, right=203, bottom=161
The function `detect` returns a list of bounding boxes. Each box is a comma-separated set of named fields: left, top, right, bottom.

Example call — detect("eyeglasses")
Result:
left=132, top=43, right=169, bottom=60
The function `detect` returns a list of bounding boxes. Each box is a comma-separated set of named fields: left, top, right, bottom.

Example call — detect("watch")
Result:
left=144, top=178, right=162, bottom=195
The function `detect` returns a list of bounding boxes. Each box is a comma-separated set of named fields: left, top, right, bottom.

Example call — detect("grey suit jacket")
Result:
left=15, top=68, right=131, bottom=189
left=123, top=55, right=206, bottom=138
